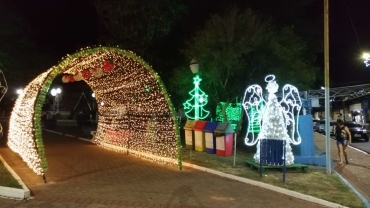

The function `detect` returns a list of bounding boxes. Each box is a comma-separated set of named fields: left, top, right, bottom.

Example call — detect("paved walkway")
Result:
left=0, top=128, right=327, bottom=208
left=314, top=133, right=370, bottom=203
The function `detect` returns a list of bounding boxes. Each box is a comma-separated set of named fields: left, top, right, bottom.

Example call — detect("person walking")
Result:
left=334, top=119, right=352, bottom=164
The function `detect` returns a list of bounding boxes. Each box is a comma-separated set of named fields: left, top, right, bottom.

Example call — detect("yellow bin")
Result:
left=193, top=121, right=207, bottom=152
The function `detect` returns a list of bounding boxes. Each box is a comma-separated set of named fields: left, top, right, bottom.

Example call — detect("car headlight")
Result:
left=363, top=129, right=367, bottom=133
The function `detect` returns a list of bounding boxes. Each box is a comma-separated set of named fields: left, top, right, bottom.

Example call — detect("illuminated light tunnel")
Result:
left=8, top=47, right=181, bottom=175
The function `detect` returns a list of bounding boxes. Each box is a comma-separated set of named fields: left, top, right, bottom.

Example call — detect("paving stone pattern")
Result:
left=314, top=133, right=370, bottom=202
left=0, top=130, right=326, bottom=208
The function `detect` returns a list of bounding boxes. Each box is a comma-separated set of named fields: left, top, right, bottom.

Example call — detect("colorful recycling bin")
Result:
left=204, top=121, right=218, bottom=154
left=184, top=120, right=196, bottom=149
left=214, top=122, right=235, bottom=156
left=193, top=121, right=207, bottom=152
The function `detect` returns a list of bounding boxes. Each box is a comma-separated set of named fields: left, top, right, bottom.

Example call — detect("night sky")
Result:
left=329, top=0, right=370, bottom=86
left=10, top=0, right=370, bottom=88
left=14, top=0, right=98, bottom=57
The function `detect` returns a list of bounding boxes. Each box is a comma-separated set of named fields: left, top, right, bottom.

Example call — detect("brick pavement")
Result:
left=314, top=133, right=370, bottom=202
left=0, top=129, right=328, bottom=208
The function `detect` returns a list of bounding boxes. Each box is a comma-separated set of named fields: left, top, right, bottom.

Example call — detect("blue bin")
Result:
left=260, top=139, right=285, bottom=166
left=203, top=121, right=219, bottom=154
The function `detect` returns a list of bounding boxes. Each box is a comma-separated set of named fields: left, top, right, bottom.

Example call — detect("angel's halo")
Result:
left=265, top=74, right=276, bottom=83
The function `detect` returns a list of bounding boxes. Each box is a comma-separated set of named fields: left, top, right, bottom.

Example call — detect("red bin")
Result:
left=214, top=122, right=235, bottom=156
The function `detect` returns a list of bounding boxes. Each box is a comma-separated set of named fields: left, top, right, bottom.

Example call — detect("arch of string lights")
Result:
left=8, top=47, right=181, bottom=175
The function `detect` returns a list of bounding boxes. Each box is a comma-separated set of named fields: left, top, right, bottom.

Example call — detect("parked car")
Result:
left=324, top=121, right=337, bottom=135
left=313, top=119, right=320, bottom=131
left=316, top=120, right=324, bottom=133
left=317, top=120, right=336, bottom=134
left=344, top=121, right=369, bottom=142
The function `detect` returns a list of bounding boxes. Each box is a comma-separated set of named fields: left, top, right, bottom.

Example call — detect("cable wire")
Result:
left=342, top=0, right=362, bottom=51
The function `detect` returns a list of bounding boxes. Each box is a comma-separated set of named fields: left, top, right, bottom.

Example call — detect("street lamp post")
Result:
left=16, top=89, right=23, bottom=95
left=183, top=59, right=210, bottom=120
left=92, top=92, right=95, bottom=110
left=324, top=0, right=331, bottom=174
left=50, top=87, right=62, bottom=114
left=190, top=59, right=200, bottom=120
left=363, top=53, right=370, bottom=67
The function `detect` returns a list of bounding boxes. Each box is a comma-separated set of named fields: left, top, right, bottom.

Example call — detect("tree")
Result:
left=0, top=1, right=50, bottom=114
left=93, top=0, right=185, bottom=59
left=170, top=7, right=318, bottom=132
left=0, top=1, right=53, bottom=91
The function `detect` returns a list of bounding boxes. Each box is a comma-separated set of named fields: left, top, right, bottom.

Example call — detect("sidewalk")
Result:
left=314, top=132, right=370, bottom=203
left=0, top=119, right=368, bottom=207
left=0, top=127, right=331, bottom=208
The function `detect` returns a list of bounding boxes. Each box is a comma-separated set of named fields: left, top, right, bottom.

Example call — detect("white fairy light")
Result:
left=242, top=74, right=302, bottom=165
left=8, top=47, right=182, bottom=175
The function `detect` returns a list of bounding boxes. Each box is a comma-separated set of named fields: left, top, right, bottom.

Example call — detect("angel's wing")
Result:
left=242, top=84, right=266, bottom=146
left=280, top=84, right=302, bottom=145
left=0, top=69, right=8, bottom=103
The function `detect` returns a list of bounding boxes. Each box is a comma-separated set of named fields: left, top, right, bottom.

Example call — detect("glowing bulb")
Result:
left=364, top=53, right=370, bottom=67
left=51, top=89, right=57, bottom=96
left=8, top=47, right=182, bottom=175
left=16, top=89, right=23, bottom=95
left=363, top=53, right=370, bottom=59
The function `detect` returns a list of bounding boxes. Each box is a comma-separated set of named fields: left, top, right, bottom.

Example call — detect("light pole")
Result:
left=363, top=53, right=370, bottom=67
left=324, top=0, right=331, bottom=174
left=183, top=59, right=210, bottom=120
left=190, top=59, right=200, bottom=120
left=50, top=87, right=62, bottom=114
left=16, top=89, right=23, bottom=95
left=92, top=92, right=95, bottom=110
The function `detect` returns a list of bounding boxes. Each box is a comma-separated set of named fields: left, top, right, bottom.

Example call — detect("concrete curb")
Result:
left=333, top=169, right=370, bottom=208
left=43, top=129, right=93, bottom=143
left=182, top=162, right=347, bottom=208
left=0, top=155, right=31, bottom=200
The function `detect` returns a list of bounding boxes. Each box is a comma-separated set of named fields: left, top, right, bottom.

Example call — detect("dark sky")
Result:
left=329, top=0, right=370, bottom=86
left=11, top=0, right=370, bottom=88
left=14, top=0, right=98, bottom=57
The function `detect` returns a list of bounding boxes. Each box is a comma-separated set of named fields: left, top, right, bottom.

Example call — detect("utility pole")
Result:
left=324, top=0, right=331, bottom=174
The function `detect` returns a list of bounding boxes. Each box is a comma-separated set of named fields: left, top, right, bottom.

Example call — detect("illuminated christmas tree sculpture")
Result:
left=183, top=74, right=210, bottom=120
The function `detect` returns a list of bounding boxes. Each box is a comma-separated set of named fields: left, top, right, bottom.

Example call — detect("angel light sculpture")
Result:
left=242, top=75, right=302, bottom=165
left=0, top=69, right=8, bottom=102
left=0, top=69, right=8, bottom=139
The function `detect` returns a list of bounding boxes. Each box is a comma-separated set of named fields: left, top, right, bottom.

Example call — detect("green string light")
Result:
left=248, top=102, right=263, bottom=133
left=215, top=102, right=242, bottom=129
left=183, top=74, right=210, bottom=120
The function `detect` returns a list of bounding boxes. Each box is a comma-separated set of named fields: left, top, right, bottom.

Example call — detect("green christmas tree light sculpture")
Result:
left=183, top=74, right=210, bottom=120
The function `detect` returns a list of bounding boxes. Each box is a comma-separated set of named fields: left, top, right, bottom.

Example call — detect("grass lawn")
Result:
left=0, top=159, right=23, bottom=189
left=181, top=145, right=366, bottom=208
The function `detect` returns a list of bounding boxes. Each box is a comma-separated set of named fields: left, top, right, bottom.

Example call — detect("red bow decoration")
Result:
left=103, top=59, right=115, bottom=72
left=68, top=76, right=75, bottom=82
left=82, top=69, right=91, bottom=79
